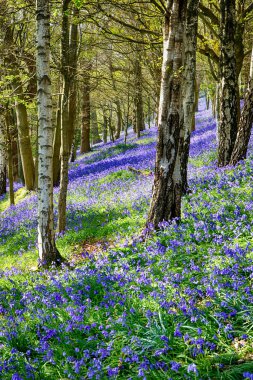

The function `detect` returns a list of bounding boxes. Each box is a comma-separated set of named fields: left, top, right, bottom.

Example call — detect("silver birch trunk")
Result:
left=147, top=0, right=186, bottom=228
left=36, top=0, right=64, bottom=266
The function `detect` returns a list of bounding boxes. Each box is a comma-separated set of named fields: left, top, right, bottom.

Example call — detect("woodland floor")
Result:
left=0, top=99, right=253, bottom=379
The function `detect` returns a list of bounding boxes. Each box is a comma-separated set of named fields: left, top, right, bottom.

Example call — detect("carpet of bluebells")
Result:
left=1, top=99, right=253, bottom=379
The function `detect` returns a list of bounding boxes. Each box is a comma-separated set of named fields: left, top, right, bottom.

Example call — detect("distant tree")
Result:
left=80, top=68, right=91, bottom=153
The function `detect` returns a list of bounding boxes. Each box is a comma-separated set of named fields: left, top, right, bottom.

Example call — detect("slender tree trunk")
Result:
left=230, top=47, right=253, bottom=165
left=11, top=124, right=19, bottom=182
left=195, top=78, right=200, bottom=111
left=53, top=96, right=61, bottom=186
left=114, top=100, right=122, bottom=139
left=91, top=109, right=102, bottom=144
left=12, top=80, right=35, bottom=190
left=108, top=104, right=115, bottom=142
left=36, top=0, right=64, bottom=266
left=212, top=91, right=216, bottom=119
left=68, top=7, right=79, bottom=153
left=218, top=0, right=238, bottom=166
left=147, top=1, right=186, bottom=229
left=134, top=58, right=145, bottom=137
left=80, top=75, right=91, bottom=153
left=215, top=83, right=221, bottom=142
left=58, top=0, right=72, bottom=233
left=109, top=59, right=122, bottom=140
left=0, top=118, right=7, bottom=196
left=181, top=0, right=199, bottom=194
left=103, top=112, right=108, bottom=144
left=70, top=84, right=81, bottom=162
left=6, top=118, right=14, bottom=206
left=3, top=26, right=35, bottom=190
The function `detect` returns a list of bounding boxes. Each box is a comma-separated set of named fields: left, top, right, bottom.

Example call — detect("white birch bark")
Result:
left=36, top=0, right=64, bottom=266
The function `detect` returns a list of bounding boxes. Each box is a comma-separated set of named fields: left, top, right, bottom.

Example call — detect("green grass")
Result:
left=0, top=187, right=30, bottom=213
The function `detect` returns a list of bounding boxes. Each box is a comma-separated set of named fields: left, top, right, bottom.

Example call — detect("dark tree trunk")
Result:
left=80, top=76, right=91, bottom=153
left=5, top=111, right=14, bottom=205
left=0, top=119, right=6, bottom=196
left=91, top=109, right=102, bottom=145
left=134, top=59, right=145, bottom=137
left=181, top=0, right=199, bottom=194
left=103, top=112, right=108, bottom=144
left=58, top=0, right=71, bottom=233
left=108, top=105, right=115, bottom=142
left=218, top=0, right=238, bottom=166
left=230, top=48, right=253, bottom=165
left=114, top=100, right=122, bottom=139
left=53, top=96, right=61, bottom=186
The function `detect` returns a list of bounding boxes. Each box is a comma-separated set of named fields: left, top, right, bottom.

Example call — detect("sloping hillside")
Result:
left=0, top=100, right=253, bottom=379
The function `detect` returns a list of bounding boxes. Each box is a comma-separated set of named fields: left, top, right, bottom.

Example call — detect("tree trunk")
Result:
left=36, top=0, right=64, bottom=266
left=108, top=105, right=115, bottom=142
left=3, top=26, right=35, bottom=190
left=80, top=75, right=91, bottom=153
left=114, top=100, right=122, bottom=140
left=218, top=0, right=238, bottom=166
left=195, top=78, right=200, bottom=111
left=53, top=96, right=61, bottom=186
left=109, top=59, right=122, bottom=140
left=7, top=111, right=19, bottom=183
left=68, top=7, right=79, bottom=153
left=58, top=0, right=72, bottom=233
left=147, top=1, right=186, bottom=229
left=134, top=58, right=145, bottom=137
left=181, top=0, right=199, bottom=194
left=230, top=47, right=253, bottom=165
left=91, top=109, right=102, bottom=144
left=103, top=112, right=108, bottom=144
left=12, top=81, right=35, bottom=190
left=6, top=114, right=15, bottom=206
left=215, top=83, right=221, bottom=142
left=0, top=118, right=7, bottom=196
left=212, top=91, right=216, bottom=119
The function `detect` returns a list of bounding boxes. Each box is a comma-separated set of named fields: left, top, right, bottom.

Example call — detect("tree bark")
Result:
left=3, top=26, right=35, bottom=190
left=181, top=0, right=199, bottom=194
left=218, top=0, right=238, bottom=166
left=108, top=59, right=122, bottom=140
left=91, top=109, right=102, bottom=144
left=53, top=96, right=61, bottom=186
left=68, top=7, right=79, bottom=153
left=5, top=113, right=15, bottom=206
left=36, top=0, right=64, bottom=266
left=147, top=0, right=186, bottom=229
left=13, top=85, right=35, bottom=190
left=58, top=0, right=72, bottom=233
left=0, top=118, right=7, bottom=196
left=80, top=74, right=91, bottom=153
left=103, top=112, right=108, bottom=144
left=230, top=47, right=253, bottom=165
left=134, top=58, right=145, bottom=137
